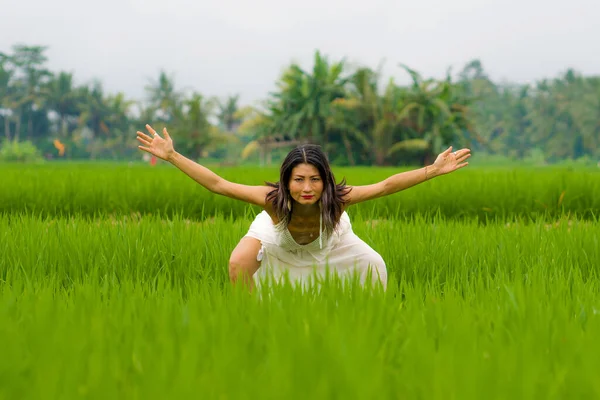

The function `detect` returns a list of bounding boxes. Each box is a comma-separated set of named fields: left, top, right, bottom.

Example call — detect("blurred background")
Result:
left=1, top=0, right=599, bottom=167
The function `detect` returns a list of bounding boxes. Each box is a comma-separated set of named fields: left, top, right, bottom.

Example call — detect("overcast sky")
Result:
left=2, top=0, right=599, bottom=105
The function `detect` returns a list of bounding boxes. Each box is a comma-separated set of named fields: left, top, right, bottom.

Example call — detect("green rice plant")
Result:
left=1, top=160, right=599, bottom=399
left=1, top=214, right=599, bottom=398
left=1, top=163, right=598, bottom=220
left=2, top=213, right=598, bottom=288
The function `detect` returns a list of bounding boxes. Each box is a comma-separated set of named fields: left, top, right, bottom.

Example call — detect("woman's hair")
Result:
left=266, top=144, right=351, bottom=236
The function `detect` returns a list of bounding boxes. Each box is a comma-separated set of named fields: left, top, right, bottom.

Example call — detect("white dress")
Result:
left=244, top=210, right=387, bottom=290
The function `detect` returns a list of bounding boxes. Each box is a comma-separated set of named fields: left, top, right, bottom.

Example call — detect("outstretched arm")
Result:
left=343, top=146, right=471, bottom=206
left=137, top=124, right=272, bottom=207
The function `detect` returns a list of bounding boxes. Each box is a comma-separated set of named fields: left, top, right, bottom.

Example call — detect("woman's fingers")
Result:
left=136, top=135, right=152, bottom=146
left=145, top=124, right=157, bottom=135
left=137, top=125, right=171, bottom=158
left=456, top=153, right=471, bottom=163
left=137, top=136, right=152, bottom=148
left=146, top=124, right=163, bottom=139
left=140, top=125, right=170, bottom=141
left=137, top=131, right=153, bottom=142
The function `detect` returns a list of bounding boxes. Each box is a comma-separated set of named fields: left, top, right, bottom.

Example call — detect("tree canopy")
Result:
left=1, top=44, right=598, bottom=165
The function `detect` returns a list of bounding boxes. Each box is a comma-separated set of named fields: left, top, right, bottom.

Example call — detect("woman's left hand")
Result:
left=432, top=146, right=471, bottom=176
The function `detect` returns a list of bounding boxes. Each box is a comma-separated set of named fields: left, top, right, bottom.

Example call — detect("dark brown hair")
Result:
left=266, top=144, right=351, bottom=236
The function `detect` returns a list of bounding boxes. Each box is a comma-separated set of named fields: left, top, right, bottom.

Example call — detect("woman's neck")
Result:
left=292, top=202, right=319, bottom=217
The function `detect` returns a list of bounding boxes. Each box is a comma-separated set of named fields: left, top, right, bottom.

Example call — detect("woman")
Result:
left=137, top=124, right=471, bottom=290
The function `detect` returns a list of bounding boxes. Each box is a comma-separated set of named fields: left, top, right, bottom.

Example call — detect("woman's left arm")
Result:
left=343, top=146, right=471, bottom=206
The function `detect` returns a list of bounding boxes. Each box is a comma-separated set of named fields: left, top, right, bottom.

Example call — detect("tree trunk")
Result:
left=321, top=122, right=328, bottom=150
left=341, top=133, right=355, bottom=166
left=266, top=145, right=272, bottom=165
left=259, top=144, right=265, bottom=167
left=61, top=115, right=68, bottom=138
left=89, top=136, right=97, bottom=160
left=573, top=135, right=584, bottom=159
left=424, top=151, right=433, bottom=166
left=27, top=113, right=33, bottom=140
left=4, top=117, right=10, bottom=141
left=15, top=115, right=21, bottom=142
left=375, top=148, right=385, bottom=166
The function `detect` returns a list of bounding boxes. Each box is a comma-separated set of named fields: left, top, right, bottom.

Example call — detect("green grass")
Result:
left=1, top=213, right=600, bottom=399
left=1, top=163, right=599, bottom=399
left=2, top=163, right=599, bottom=220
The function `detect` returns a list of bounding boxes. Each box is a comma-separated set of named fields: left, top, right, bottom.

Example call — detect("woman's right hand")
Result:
left=136, top=124, right=176, bottom=162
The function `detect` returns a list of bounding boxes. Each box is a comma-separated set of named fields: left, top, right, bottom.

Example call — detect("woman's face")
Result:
left=288, top=163, right=323, bottom=206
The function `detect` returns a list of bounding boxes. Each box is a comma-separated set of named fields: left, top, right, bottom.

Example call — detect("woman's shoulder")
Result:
left=262, top=203, right=280, bottom=226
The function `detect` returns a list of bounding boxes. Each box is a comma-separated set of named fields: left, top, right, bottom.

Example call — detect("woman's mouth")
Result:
left=301, top=195, right=314, bottom=199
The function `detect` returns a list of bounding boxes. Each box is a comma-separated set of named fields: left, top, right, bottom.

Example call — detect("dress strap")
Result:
left=319, top=201, right=323, bottom=249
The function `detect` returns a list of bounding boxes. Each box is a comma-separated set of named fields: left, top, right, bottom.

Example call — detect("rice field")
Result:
left=2, top=163, right=599, bottom=220
left=1, top=163, right=599, bottom=399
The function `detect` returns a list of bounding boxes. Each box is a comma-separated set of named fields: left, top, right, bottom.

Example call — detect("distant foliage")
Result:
left=1, top=45, right=598, bottom=164
left=0, top=139, right=43, bottom=162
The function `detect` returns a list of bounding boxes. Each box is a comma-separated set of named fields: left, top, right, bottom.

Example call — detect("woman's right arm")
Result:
left=137, top=124, right=272, bottom=208
left=168, top=151, right=272, bottom=207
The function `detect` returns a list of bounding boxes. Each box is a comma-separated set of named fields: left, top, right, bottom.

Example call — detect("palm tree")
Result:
left=171, top=92, right=230, bottom=159
left=274, top=51, right=349, bottom=149
left=144, top=70, right=181, bottom=123
left=0, top=55, right=14, bottom=141
left=10, top=45, right=52, bottom=140
left=75, top=81, right=112, bottom=159
left=237, top=101, right=301, bottom=166
left=395, top=64, right=476, bottom=164
left=329, top=67, right=401, bottom=166
left=46, top=71, right=78, bottom=138
left=217, top=94, right=242, bottom=132
left=104, top=92, right=136, bottom=158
